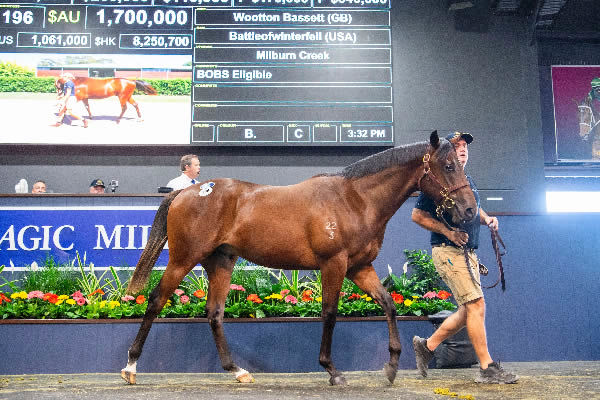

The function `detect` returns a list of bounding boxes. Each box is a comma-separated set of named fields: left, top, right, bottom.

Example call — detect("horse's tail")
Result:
left=135, top=80, right=158, bottom=95
left=126, top=189, right=182, bottom=294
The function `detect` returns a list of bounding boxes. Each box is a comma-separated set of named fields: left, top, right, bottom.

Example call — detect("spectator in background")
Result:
left=31, top=180, right=47, bottom=194
left=89, top=179, right=106, bottom=194
left=166, top=154, right=201, bottom=190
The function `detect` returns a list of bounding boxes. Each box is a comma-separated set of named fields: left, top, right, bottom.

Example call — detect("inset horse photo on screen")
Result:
left=551, top=65, right=600, bottom=162
left=0, top=53, right=191, bottom=145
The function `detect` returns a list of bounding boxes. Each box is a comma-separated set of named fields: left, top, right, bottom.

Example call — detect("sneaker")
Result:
left=475, top=362, right=519, bottom=384
left=82, top=119, right=88, bottom=128
left=413, top=336, right=434, bottom=377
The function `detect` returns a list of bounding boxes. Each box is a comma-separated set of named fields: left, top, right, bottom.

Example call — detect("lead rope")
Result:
left=482, top=228, right=507, bottom=291
left=438, top=215, right=507, bottom=292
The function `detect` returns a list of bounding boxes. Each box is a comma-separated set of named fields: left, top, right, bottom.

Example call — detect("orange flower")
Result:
left=0, top=293, right=11, bottom=304
left=301, top=290, right=313, bottom=302
left=348, top=293, right=362, bottom=301
left=193, top=289, right=206, bottom=299
left=43, top=293, right=59, bottom=304
left=437, top=290, right=452, bottom=300
left=390, top=291, right=404, bottom=304
left=246, top=294, right=263, bottom=304
left=136, top=295, right=146, bottom=304
left=88, top=289, right=105, bottom=296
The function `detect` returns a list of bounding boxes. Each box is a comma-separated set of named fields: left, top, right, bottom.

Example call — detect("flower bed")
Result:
left=0, top=250, right=456, bottom=320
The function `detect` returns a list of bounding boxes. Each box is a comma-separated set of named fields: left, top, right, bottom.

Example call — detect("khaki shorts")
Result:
left=432, top=245, right=483, bottom=306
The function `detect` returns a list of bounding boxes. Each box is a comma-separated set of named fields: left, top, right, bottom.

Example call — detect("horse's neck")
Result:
left=349, top=159, right=423, bottom=221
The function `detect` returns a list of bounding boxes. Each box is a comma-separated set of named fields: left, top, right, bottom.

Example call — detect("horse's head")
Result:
left=418, top=131, right=477, bottom=225
left=578, top=100, right=596, bottom=140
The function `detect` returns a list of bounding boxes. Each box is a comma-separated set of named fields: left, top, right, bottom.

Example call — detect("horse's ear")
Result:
left=430, top=130, right=439, bottom=148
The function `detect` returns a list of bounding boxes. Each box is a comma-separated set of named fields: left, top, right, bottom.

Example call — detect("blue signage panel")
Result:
left=0, top=207, right=169, bottom=269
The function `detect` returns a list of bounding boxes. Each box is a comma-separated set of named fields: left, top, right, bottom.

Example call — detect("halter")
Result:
left=578, top=104, right=600, bottom=135
left=417, top=151, right=470, bottom=221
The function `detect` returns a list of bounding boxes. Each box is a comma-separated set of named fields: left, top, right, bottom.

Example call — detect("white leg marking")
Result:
left=123, top=361, right=137, bottom=374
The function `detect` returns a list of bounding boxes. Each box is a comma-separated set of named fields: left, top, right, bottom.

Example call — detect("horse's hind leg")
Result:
left=203, top=251, right=254, bottom=383
left=121, top=262, right=193, bottom=384
left=82, top=99, right=92, bottom=119
left=319, top=255, right=348, bottom=385
left=347, top=265, right=402, bottom=384
left=128, top=97, right=143, bottom=121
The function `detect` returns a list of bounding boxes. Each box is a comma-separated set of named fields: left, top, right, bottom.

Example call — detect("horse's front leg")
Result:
left=205, top=255, right=254, bottom=383
left=121, top=263, right=191, bottom=384
left=347, top=265, right=401, bottom=384
left=116, top=99, right=128, bottom=124
left=319, top=255, right=348, bottom=385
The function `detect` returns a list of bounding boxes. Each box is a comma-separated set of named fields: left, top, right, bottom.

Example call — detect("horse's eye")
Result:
left=445, top=165, right=454, bottom=172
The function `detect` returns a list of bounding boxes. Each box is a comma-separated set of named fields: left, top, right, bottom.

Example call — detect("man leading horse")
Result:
left=53, top=73, right=88, bottom=128
left=412, top=131, right=518, bottom=384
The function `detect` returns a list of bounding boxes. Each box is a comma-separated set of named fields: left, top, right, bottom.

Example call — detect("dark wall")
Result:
left=0, top=1, right=546, bottom=212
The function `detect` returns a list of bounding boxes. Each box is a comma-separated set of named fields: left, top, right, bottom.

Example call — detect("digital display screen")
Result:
left=0, top=0, right=392, bottom=146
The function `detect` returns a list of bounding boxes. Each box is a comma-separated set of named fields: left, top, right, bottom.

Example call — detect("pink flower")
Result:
left=174, top=289, right=184, bottom=296
left=280, top=289, right=290, bottom=297
left=27, top=291, right=44, bottom=300
left=284, top=295, right=298, bottom=304
left=121, top=295, right=135, bottom=302
left=230, top=284, right=246, bottom=292
left=76, top=297, right=87, bottom=306
left=72, top=290, right=84, bottom=299
left=423, top=291, right=437, bottom=299
left=180, top=295, right=190, bottom=304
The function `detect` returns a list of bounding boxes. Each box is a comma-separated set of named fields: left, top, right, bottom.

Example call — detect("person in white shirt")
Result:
left=166, top=154, right=201, bottom=190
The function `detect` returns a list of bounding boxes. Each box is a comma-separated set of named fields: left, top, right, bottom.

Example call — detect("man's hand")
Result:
left=484, top=216, right=498, bottom=231
left=447, top=230, right=469, bottom=247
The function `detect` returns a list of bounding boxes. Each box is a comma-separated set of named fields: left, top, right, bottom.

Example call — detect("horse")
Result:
left=121, top=131, right=477, bottom=386
left=578, top=99, right=600, bottom=158
left=54, top=76, right=157, bottom=123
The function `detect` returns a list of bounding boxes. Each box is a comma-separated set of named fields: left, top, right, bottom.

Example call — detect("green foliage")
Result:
left=103, top=266, right=129, bottom=302
left=231, top=262, right=273, bottom=298
left=20, top=256, right=80, bottom=294
left=0, top=249, right=456, bottom=320
left=0, top=76, right=56, bottom=93
left=75, top=252, right=111, bottom=297
left=0, top=265, right=20, bottom=292
left=147, top=78, right=191, bottom=95
left=181, top=268, right=208, bottom=294
left=268, top=269, right=306, bottom=298
left=403, top=249, right=447, bottom=293
left=0, top=62, right=35, bottom=77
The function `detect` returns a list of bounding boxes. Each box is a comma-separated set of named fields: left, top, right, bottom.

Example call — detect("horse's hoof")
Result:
left=384, top=362, right=397, bottom=384
left=236, top=372, right=255, bottom=383
left=121, top=369, right=136, bottom=385
left=329, top=375, right=347, bottom=386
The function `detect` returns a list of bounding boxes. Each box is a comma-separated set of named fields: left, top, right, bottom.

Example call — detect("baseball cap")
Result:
left=445, top=131, right=473, bottom=145
left=90, top=179, right=105, bottom=188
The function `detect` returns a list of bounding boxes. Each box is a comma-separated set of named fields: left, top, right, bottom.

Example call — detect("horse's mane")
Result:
left=334, top=140, right=451, bottom=180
